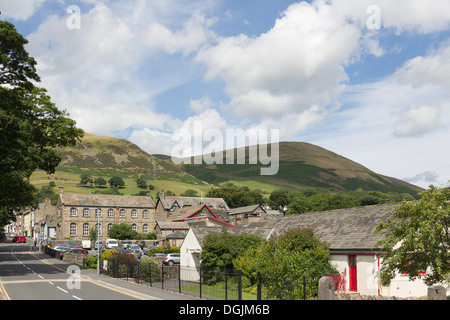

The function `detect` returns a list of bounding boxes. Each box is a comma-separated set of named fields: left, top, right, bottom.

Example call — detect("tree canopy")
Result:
left=0, top=21, right=84, bottom=226
left=374, top=185, right=450, bottom=286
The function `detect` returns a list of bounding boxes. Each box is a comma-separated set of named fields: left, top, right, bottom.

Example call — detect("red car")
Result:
left=13, top=236, right=27, bottom=243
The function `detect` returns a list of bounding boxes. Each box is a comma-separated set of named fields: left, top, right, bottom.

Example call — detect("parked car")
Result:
left=12, top=236, right=26, bottom=243
left=163, top=253, right=180, bottom=266
left=121, top=240, right=132, bottom=249
left=60, top=248, right=89, bottom=259
left=151, top=253, right=166, bottom=260
left=129, top=248, right=142, bottom=259
left=53, top=244, right=71, bottom=259
left=94, top=240, right=103, bottom=250
left=106, top=239, right=118, bottom=249
left=53, top=244, right=71, bottom=252
left=128, top=244, right=142, bottom=251
left=136, top=240, right=146, bottom=250
left=113, top=245, right=126, bottom=253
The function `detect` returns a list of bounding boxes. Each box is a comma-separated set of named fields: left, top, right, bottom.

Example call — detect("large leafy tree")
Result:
left=0, top=21, right=84, bottom=226
left=234, top=227, right=337, bottom=299
left=375, top=185, right=450, bottom=286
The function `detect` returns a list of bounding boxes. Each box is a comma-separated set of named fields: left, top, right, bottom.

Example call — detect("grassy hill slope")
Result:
left=181, top=142, right=422, bottom=194
left=30, top=133, right=210, bottom=197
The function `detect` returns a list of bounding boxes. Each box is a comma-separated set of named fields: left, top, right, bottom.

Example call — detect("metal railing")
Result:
left=104, top=258, right=320, bottom=300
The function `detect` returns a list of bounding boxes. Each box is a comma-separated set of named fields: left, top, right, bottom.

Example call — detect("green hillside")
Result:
left=30, top=133, right=210, bottom=198
left=31, top=134, right=422, bottom=198
left=181, top=142, right=423, bottom=194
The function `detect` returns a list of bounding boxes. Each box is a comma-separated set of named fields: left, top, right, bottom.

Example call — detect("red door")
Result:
left=349, top=255, right=357, bottom=292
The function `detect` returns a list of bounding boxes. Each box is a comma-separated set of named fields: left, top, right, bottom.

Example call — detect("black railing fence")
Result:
left=104, top=258, right=321, bottom=300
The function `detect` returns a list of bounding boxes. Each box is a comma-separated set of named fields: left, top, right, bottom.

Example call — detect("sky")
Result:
left=1, top=0, right=450, bottom=189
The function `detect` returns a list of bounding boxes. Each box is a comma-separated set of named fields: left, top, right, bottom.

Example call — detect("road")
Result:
left=0, top=238, right=197, bottom=300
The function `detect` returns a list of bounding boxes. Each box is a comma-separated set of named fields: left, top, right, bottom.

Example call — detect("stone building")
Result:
left=228, top=204, right=269, bottom=225
left=56, top=187, right=156, bottom=241
left=155, top=190, right=229, bottom=221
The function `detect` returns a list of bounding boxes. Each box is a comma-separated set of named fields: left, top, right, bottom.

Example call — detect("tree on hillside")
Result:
left=136, top=176, right=147, bottom=189
left=94, top=177, right=107, bottom=188
left=374, top=185, right=450, bottom=286
left=80, top=174, right=93, bottom=187
left=108, top=176, right=125, bottom=188
left=0, top=21, right=84, bottom=227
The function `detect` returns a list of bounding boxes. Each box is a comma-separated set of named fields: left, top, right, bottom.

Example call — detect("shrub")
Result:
left=136, top=256, right=161, bottom=282
left=108, top=252, right=138, bottom=278
left=85, top=255, right=98, bottom=269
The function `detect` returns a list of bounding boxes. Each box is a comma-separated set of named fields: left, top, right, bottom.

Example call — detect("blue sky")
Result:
left=1, top=0, right=450, bottom=188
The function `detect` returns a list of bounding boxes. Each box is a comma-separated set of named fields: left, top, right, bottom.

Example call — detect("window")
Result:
left=95, top=208, right=102, bottom=218
left=143, top=224, right=149, bottom=234
left=108, top=223, right=113, bottom=232
left=70, top=223, right=77, bottom=236
left=107, top=209, right=114, bottom=218
left=143, top=210, right=149, bottom=219
left=120, top=209, right=126, bottom=218
left=70, top=208, right=77, bottom=217
left=132, top=224, right=137, bottom=232
left=83, top=208, right=90, bottom=217
left=83, top=223, right=89, bottom=236
left=131, top=209, right=137, bottom=218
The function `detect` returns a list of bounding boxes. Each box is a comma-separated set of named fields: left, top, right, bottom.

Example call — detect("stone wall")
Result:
left=63, top=252, right=88, bottom=265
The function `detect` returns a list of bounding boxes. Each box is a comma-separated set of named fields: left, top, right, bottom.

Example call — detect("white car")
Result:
left=106, top=239, right=118, bottom=249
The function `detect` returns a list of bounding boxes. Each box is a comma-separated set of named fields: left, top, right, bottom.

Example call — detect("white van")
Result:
left=82, top=240, right=91, bottom=250
left=106, top=239, right=118, bottom=249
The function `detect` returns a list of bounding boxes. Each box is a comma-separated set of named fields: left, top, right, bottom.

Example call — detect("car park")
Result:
left=163, top=253, right=180, bottom=266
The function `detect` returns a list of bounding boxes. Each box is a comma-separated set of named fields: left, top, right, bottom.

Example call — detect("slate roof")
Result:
left=190, top=226, right=274, bottom=247
left=267, top=203, right=400, bottom=252
left=158, top=196, right=229, bottom=210
left=58, top=193, right=155, bottom=208
left=155, top=221, right=190, bottom=230
left=228, top=204, right=265, bottom=215
left=169, top=204, right=233, bottom=225
left=165, top=231, right=187, bottom=239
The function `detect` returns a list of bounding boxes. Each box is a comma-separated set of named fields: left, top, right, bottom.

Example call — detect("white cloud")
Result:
left=0, top=0, right=48, bottom=20
left=189, top=96, right=215, bottom=113
left=128, top=129, right=174, bottom=156
left=303, top=39, right=450, bottom=188
left=24, top=1, right=216, bottom=136
left=144, top=10, right=217, bottom=55
left=394, top=105, right=442, bottom=137
left=196, top=1, right=361, bottom=131
left=331, top=0, right=450, bottom=34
